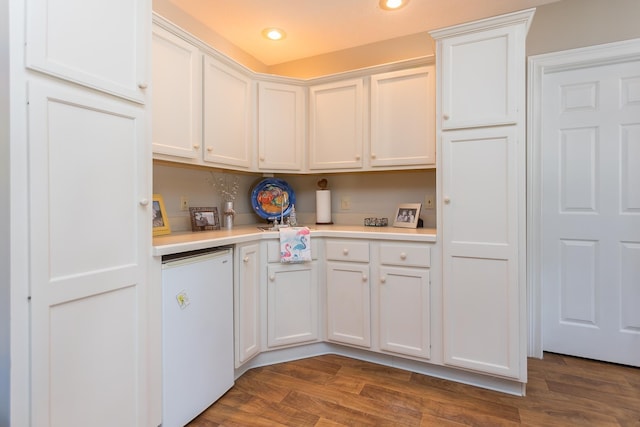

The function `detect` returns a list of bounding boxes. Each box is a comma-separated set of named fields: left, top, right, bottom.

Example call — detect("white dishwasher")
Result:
left=162, top=247, right=234, bottom=427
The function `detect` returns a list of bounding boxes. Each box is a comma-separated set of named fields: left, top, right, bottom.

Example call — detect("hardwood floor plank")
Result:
left=188, top=352, right=640, bottom=426
left=361, top=382, right=521, bottom=424
left=260, top=369, right=423, bottom=425
left=281, top=390, right=407, bottom=426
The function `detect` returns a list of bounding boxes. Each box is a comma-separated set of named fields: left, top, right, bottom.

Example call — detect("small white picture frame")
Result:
left=393, top=203, right=421, bottom=228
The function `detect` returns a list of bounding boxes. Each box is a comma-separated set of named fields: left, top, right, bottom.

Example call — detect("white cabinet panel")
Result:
left=152, top=24, right=202, bottom=159
left=28, top=80, right=149, bottom=425
left=203, top=55, right=253, bottom=169
left=432, top=10, right=531, bottom=130
left=258, top=81, right=304, bottom=171
left=26, top=0, right=149, bottom=103
left=325, top=240, right=370, bottom=263
left=235, top=243, right=261, bottom=366
left=309, top=79, right=364, bottom=170
left=441, top=126, right=522, bottom=379
left=378, top=266, right=430, bottom=359
left=326, top=261, right=371, bottom=348
left=267, top=262, right=319, bottom=347
left=370, top=66, right=435, bottom=167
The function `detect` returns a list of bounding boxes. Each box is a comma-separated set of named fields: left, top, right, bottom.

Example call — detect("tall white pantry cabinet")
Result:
left=7, top=0, right=154, bottom=426
left=430, top=9, right=534, bottom=383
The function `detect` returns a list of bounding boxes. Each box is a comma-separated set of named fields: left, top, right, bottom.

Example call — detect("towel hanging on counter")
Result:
left=280, top=227, right=311, bottom=263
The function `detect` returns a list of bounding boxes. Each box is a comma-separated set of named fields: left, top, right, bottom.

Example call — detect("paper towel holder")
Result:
left=316, top=179, right=333, bottom=224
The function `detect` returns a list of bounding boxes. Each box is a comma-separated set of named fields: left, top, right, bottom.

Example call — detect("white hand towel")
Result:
left=280, top=227, right=311, bottom=263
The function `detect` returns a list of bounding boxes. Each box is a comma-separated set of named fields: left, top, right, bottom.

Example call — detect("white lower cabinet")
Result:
left=267, top=262, right=319, bottom=347
left=234, top=242, right=261, bottom=366
left=375, top=242, right=432, bottom=359
left=325, top=240, right=371, bottom=347
left=326, top=261, right=371, bottom=348
left=377, top=266, right=430, bottom=359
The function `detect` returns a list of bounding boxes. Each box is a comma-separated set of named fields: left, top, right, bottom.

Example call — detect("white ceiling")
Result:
left=167, top=0, right=560, bottom=66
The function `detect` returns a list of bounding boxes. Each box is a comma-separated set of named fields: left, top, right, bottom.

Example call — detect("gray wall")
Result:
left=528, top=0, right=640, bottom=55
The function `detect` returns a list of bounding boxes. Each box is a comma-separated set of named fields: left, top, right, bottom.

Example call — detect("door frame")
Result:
left=527, top=38, right=640, bottom=358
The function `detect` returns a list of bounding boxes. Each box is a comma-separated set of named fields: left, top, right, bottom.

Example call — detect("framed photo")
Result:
left=393, top=203, right=421, bottom=228
left=189, top=207, right=220, bottom=231
left=152, top=194, right=171, bottom=236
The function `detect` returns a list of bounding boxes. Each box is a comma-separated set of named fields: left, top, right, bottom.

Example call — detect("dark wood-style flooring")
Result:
left=188, top=352, right=640, bottom=426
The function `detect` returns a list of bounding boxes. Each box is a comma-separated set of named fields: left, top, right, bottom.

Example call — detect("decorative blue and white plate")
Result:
left=251, top=178, right=296, bottom=220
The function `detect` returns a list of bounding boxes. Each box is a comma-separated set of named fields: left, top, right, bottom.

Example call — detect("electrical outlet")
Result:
left=180, top=196, right=189, bottom=211
left=425, top=195, right=434, bottom=209
left=341, top=196, right=351, bottom=210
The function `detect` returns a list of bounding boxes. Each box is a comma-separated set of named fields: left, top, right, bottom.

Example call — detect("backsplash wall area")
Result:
left=154, top=162, right=436, bottom=232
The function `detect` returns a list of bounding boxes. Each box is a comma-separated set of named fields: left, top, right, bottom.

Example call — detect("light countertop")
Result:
left=153, top=224, right=437, bottom=256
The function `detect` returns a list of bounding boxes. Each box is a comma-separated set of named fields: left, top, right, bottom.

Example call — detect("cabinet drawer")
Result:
left=267, top=238, right=319, bottom=263
left=379, top=242, right=430, bottom=268
left=326, top=240, right=369, bottom=262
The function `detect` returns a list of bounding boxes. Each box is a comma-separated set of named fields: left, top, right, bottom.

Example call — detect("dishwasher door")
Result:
left=162, top=248, right=234, bottom=427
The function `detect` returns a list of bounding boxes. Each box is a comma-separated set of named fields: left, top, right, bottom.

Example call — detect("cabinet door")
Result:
left=258, top=81, right=304, bottom=171
left=436, top=22, right=525, bottom=130
left=441, top=126, right=522, bottom=378
left=326, top=261, right=371, bottom=348
left=151, top=25, right=202, bottom=160
left=26, top=0, right=149, bottom=103
left=370, top=66, right=436, bottom=167
left=28, top=81, right=150, bottom=426
left=309, top=79, right=364, bottom=170
left=235, top=243, right=261, bottom=366
left=267, top=263, right=319, bottom=347
left=203, top=55, right=253, bottom=169
left=378, top=266, right=430, bottom=359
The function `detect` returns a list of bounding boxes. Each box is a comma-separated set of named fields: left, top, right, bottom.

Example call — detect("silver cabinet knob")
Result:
left=343, top=248, right=349, bottom=256
left=380, top=276, right=386, bottom=284
left=444, top=197, right=451, bottom=204
left=269, top=274, right=275, bottom=281
left=362, top=275, right=368, bottom=282
left=139, top=198, right=149, bottom=206
left=193, top=144, right=200, bottom=150
left=243, top=256, right=249, bottom=263
left=400, top=252, right=407, bottom=260
left=138, top=82, right=148, bottom=89
left=443, top=113, right=450, bottom=120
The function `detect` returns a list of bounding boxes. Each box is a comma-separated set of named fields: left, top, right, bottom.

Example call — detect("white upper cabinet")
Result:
left=26, top=0, right=149, bottom=103
left=370, top=66, right=436, bottom=167
left=151, top=24, right=202, bottom=159
left=432, top=11, right=531, bottom=130
left=309, top=79, right=364, bottom=170
left=203, top=54, right=254, bottom=170
left=257, top=81, right=305, bottom=171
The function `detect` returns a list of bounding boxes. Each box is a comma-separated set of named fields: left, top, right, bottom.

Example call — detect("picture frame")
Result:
left=189, top=207, right=220, bottom=232
left=152, top=194, right=171, bottom=236
left=393, top=203, right=421, bottom=228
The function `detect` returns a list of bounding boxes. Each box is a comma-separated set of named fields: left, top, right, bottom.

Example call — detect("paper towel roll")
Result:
left=316, top=190, right=332, bottom=224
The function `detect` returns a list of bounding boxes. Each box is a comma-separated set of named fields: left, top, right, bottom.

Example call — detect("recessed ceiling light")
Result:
left=379, top=0, right=409, bottom=11
left=262, top=28, right=286, bottom=41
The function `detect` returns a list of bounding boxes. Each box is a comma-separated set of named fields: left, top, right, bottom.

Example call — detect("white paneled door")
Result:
left=541, top=60, right=640, bottom=367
